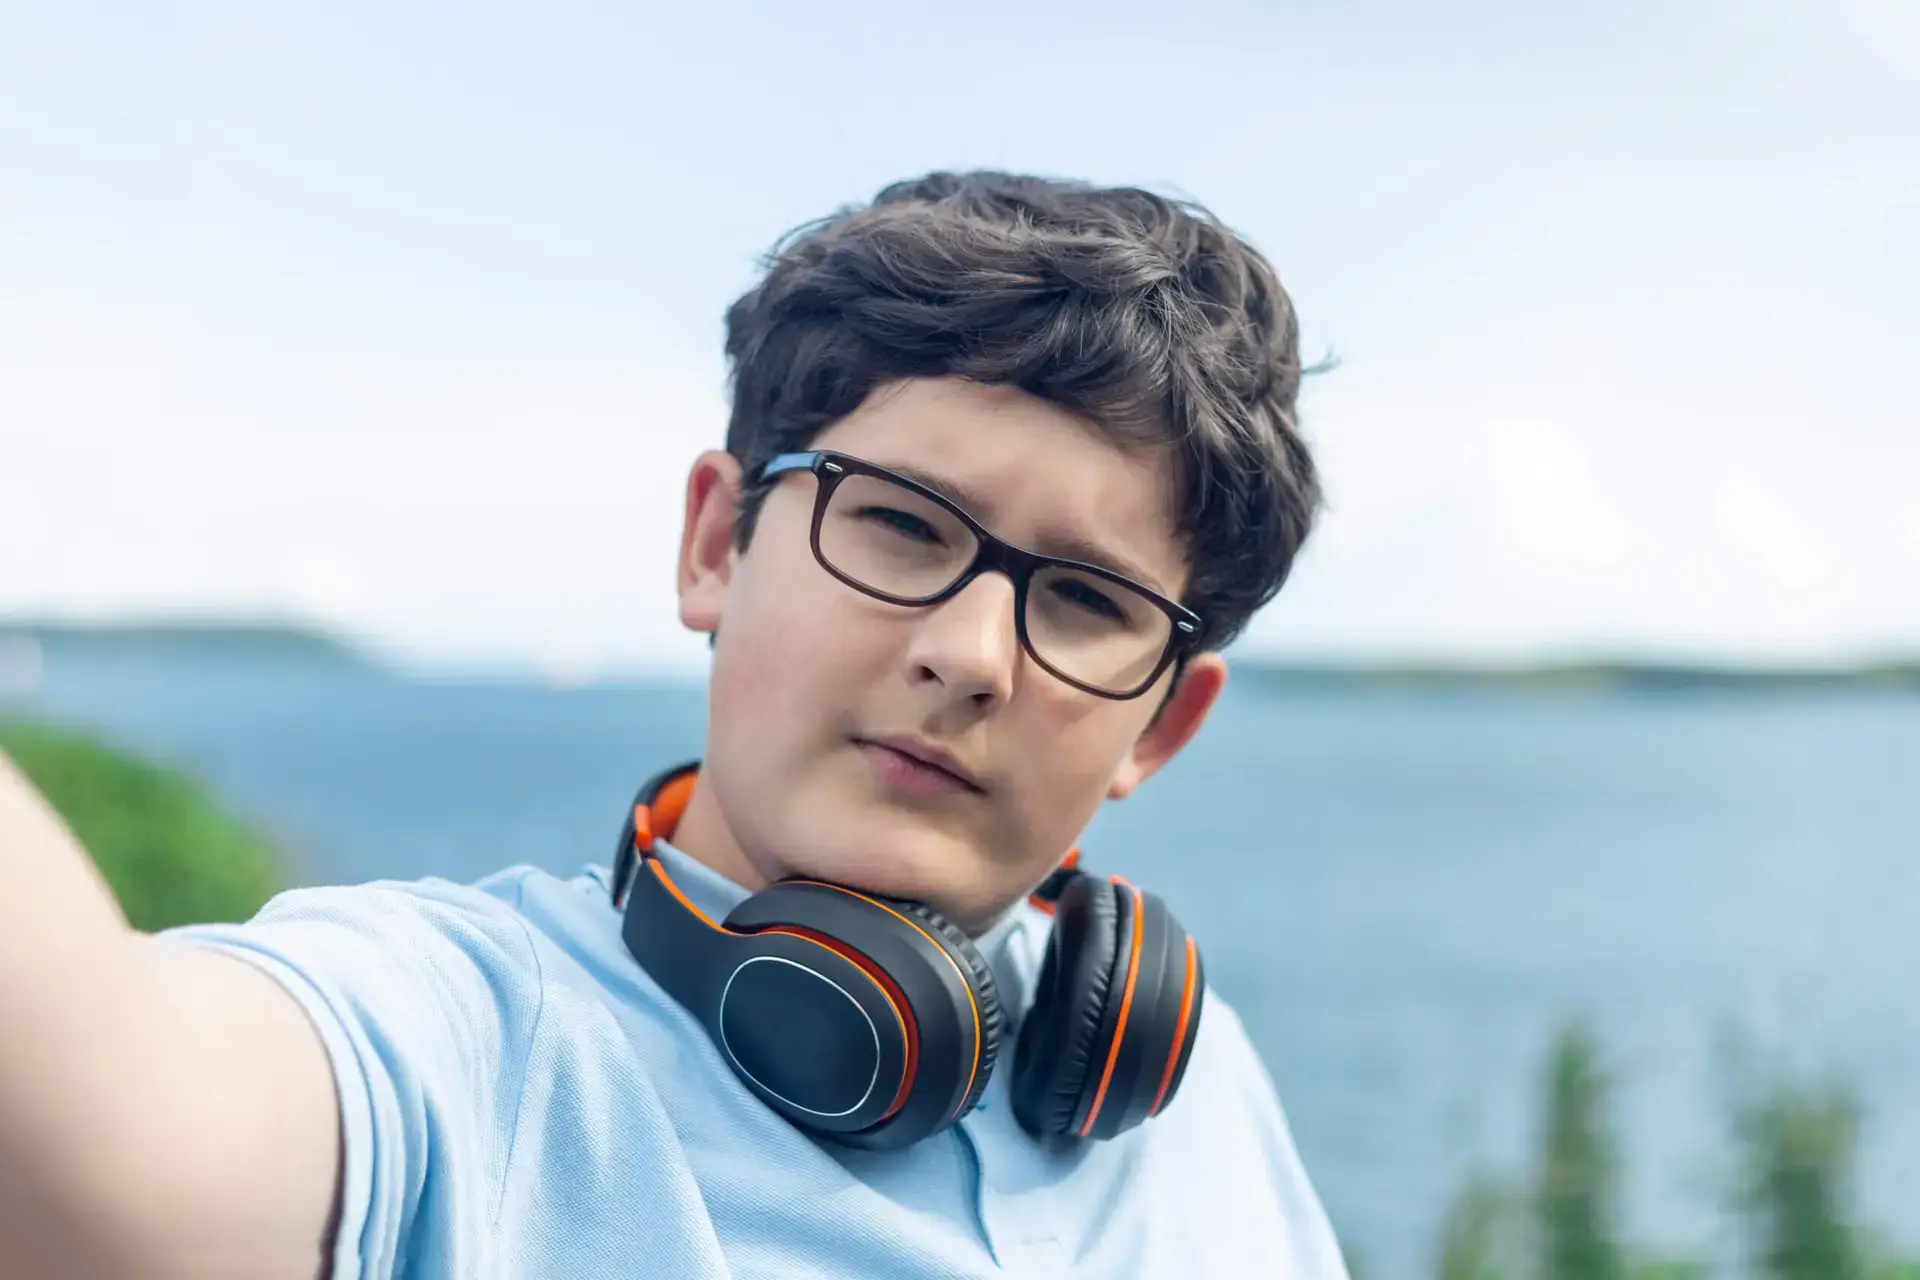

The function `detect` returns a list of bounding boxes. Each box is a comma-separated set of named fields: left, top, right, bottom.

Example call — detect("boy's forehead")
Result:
left=812, top=379, right=1188, bottom=595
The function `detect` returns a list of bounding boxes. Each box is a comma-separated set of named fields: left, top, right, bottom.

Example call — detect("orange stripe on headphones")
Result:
left=1077, top=878, right=1145, bottom=1137
left=644, top=851, right=727, bottom=931
left=632, top=772, right=697, bottom=855
left=1148, top=934, right=1198, bottom=1117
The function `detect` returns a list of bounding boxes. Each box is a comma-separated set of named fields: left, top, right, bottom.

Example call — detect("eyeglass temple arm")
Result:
left=757, top=451, right=823, bottom=482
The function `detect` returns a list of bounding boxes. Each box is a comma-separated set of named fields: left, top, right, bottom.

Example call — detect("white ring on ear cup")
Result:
left=718, top=957, right=882, bottom=1118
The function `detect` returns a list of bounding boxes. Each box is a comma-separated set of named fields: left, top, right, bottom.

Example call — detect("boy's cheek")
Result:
left=713, top=589, right=862, bottom=731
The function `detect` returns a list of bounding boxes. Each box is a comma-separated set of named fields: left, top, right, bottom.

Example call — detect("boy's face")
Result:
left=672, top=377, right=1227, bottom=934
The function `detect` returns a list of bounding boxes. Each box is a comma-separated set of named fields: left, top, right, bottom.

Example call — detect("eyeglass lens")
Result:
left=815, top=471, right=1172, bottom=694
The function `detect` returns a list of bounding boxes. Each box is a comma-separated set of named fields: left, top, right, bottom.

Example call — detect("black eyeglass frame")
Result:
left=754, top=450, right=1203, bottom=700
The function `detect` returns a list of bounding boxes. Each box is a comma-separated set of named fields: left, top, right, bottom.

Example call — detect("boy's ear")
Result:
left=678, top=450, right=745, bottom=636
left=1106, top=653, right=1227, bottom=800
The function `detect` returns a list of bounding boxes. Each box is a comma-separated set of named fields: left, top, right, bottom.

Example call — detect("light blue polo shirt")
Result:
left=163, top=841, right=1349, bottom=1279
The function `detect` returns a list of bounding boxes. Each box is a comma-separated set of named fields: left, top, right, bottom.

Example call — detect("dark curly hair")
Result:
left=721, top=170, right=1321, bottom=653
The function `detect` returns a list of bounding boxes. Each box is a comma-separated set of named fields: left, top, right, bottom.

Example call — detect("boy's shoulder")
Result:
left=200, top=859, right=612, bottom=960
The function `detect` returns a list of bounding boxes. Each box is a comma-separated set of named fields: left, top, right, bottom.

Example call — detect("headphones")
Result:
left=610, top=760, right=1207, bottom=1151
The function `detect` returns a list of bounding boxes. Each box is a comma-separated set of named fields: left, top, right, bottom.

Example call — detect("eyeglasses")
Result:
left=753, top=450, right=1202, bottom=700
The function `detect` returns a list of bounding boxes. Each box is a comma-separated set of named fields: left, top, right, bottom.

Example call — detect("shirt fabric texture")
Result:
left=162, top=840, right=1349, bottom=1279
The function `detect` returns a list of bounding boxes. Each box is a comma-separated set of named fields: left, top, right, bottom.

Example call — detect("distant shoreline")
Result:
left=0, top=619, right=371, bottom=663
left=1232, top=658, right=1920, bottom=694
left=4, top=618, right=1917, bottom=694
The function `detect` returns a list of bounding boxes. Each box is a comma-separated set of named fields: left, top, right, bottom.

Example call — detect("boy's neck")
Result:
left=664, top=774, right=770, bottom=897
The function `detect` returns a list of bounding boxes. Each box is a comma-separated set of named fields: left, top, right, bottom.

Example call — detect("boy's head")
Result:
left=670, top=171, right=1320, bottom=933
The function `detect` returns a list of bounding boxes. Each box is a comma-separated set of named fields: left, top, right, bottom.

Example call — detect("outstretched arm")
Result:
left=0, top=748, right=345, bottom=1280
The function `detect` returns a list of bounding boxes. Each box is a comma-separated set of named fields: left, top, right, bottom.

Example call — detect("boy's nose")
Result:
left=903, top=573, right=1021, bottom=709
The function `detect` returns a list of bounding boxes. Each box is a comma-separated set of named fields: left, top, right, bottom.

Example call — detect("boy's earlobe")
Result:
left=677, top=450, right=745, bottom=636
left=1105, top=654, right=1228, bottom=801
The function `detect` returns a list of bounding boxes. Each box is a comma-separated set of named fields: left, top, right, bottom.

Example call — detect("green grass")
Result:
left=0, top=719, right=285, bottom=930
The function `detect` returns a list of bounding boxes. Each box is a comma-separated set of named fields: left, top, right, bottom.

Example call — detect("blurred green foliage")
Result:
left=1535, top=1022, right=1623, bottom=1280
left=1437, top=1173, right=1510, bottom=1280
left=1732, top=1074, right=1864, bottom=1280
left=1423, top=1023, right=1916, bottom=1280
left=1624, top=1263, right=1707, bottom=1280
left=0, top=719, right=284, bottom=930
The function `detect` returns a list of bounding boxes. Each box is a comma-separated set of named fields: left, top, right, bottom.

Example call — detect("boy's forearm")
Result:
left=0, top=746, right=140, bottom=1015
left=0, top=748, right=155, bottom=1264
left=0, top=748, right=130, bottom=924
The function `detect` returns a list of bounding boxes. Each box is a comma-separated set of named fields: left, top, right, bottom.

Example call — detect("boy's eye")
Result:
left=857, top=505, right=945, bottom=543
left=1049, top=575, right=1128, bottom=622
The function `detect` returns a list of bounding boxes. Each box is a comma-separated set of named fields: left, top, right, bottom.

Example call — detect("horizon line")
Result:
left=4, top=613, right=1917, bottom=685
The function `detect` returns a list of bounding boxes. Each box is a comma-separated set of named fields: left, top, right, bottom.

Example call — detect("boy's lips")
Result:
left=852, top=734, right=985, bottom=794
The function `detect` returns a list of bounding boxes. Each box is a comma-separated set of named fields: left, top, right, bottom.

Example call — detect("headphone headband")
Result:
left=609, top=759, right=704, bottom=905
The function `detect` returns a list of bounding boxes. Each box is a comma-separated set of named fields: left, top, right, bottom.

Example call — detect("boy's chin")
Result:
left=776, top=846, right=1002, bottom=932
left=781, top=846, right=946, bottom=902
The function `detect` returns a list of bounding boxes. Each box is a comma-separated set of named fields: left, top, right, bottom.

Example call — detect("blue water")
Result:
left=10, top=648, right=1919, bottom=1277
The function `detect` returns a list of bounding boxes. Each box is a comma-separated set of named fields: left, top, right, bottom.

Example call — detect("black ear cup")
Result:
left=1011, top=873, right=1122, bottom=1137
left=1011, top=874, right=1206, bottom=1142
left=1087, top=887, right=1204, bottom=1140
left=721, top=879, right=1003, bottom=1150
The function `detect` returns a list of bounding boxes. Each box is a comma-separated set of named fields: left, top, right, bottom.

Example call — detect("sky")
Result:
left=2, top=0, right=1915, bottom=679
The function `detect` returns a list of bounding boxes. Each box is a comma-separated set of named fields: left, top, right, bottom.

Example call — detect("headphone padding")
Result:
left=1010, top=874, right=1123, bottom=1138
left=890, top=900, right=1004, bottom=1116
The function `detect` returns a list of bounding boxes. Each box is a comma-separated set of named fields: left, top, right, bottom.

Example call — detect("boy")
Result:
left=0, top=171, right=1347, bottom=1278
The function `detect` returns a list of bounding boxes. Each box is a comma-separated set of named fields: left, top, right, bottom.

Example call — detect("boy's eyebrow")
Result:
left=885, top=462, right=1171, bottom=595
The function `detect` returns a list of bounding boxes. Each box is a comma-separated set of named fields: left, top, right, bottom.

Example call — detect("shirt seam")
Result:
left=491, top=868, right=549, bottom=1227
left=952, top=1123, right=1001, bottom=1268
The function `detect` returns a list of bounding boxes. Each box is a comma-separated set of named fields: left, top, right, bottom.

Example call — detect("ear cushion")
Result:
left=889, top=900, right=1004, bottom=1116
left=1010, top=874, right=1126, bottom=1138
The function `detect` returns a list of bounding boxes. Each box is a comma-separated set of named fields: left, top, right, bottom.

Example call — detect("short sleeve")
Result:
left=157, top=874, right=547, bottom=1280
